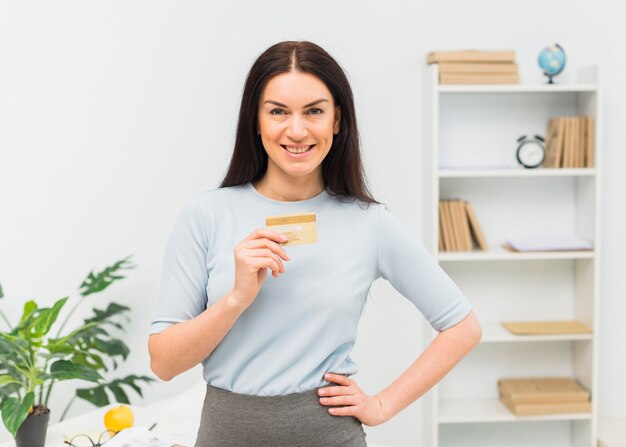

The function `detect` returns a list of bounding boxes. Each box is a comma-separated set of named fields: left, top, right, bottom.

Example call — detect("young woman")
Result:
left=148, top=41, right=481, bottom=446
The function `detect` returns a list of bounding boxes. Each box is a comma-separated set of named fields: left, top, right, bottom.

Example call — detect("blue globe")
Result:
left=538, top=44, right=566, bottom=83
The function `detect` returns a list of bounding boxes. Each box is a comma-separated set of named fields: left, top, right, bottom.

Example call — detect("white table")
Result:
left=0, top=381, right=205, bottom=447
left=0, top=382, right=391, bottom=446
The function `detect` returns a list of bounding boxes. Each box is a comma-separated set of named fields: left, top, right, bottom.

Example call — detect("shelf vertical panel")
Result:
left=576, top=65, right=601, bottom=447
left=423, top=62, right=440, bottom=447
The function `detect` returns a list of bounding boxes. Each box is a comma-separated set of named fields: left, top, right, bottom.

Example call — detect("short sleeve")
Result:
left=376, top=205, right=472, bottom=331
left=150, top=197, right=209, bottom=335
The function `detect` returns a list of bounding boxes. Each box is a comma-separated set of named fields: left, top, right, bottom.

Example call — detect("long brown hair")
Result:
left=219, top=41, right=380, bottom=206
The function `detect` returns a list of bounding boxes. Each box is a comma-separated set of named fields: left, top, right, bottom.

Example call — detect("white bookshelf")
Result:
left=422, top=64, right=601, bottom=447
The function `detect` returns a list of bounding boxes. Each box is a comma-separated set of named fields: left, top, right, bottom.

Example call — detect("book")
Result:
left=572, top=117, right=580, bottom=168
left=580, top=116, right=589, bottom=168
left=464, top=202, right=488, bottom=251
left=498, top=378, right=591, bottom=404
left=576, top=117, right=584, bottom=168
left=586, top=116, right=595, bottom=167
left=554, top=118, right=566, bottom=168
left=449, top=201, right=464, bottom=250
left=444, top=200, right=460, bottom=251
left=428, top=50, right=516, bottom=64
left=501, top=320, right=593, bottom=335
left=500, top=396, right=592, bottom=416
left=439, top=199, right=488, bottom=252
left=438, top=202, right=451, bottom=251
left=543, top=118, right=558, bottom=168
left=503, top=235, right=593, bottom=252
left=438, top=208, right=444, bottom=252
left=440, top=201, right=456, bottom=251
left=439, top=73, right=519, bottom=85
left=544, top=116, right=596, bottom=169
left=578, top=116, right=586, bottom=168
left=562, top=117, right=573, bottom=168
left=456, top=200, right=473, bottom=250
left=438, top=62, right=519, bottom=74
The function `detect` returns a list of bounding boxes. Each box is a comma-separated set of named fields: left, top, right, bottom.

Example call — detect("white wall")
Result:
left=1, top=1, right=624, bottom=445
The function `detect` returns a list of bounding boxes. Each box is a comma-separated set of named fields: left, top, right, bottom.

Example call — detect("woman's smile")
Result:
left=282, top=144, right=316, bottom=156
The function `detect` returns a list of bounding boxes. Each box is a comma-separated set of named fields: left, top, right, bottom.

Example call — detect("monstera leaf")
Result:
left=1, top=392, right=34, bottom=438
left=77, top=375, right=155, bottom=406
left=79, top=256, right=135, bottom=297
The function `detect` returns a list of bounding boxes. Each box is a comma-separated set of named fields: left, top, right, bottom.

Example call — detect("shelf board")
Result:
left=480, top=322, right=593, bottom=343
left=438, top=168, right=596, bottom=178
left=438, top=398, right=592, bottom=424
left=437, top=247, right=594, bottom=262
left=437, top=84, right=598, bottom=93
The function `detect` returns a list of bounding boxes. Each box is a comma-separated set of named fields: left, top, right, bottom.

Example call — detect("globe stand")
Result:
left=538, top=43, right=565, bottom=85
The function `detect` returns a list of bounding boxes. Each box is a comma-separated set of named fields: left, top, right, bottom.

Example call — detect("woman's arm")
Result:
left=376, top=310, right=482, bottom=421
left=149, top=228, right=288, bottom=382
left=148, top=290, right=247, bottom=381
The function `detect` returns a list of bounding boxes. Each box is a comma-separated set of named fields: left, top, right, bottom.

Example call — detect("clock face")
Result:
left=518, top=141, right=545, bottom=168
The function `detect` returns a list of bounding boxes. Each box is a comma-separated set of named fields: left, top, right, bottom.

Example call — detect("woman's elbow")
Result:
left=148, top=334, right=174, bottom=382
left=150, top=361, right=174, bottom=382
left=465, top=311, right=482, bottom=347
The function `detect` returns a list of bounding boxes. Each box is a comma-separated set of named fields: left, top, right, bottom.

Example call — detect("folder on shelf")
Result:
left=501, top=320, right=592, bottom=335
left=502, top=235, right=593, bottom=252
left=498, top=377, right=592, bottom=416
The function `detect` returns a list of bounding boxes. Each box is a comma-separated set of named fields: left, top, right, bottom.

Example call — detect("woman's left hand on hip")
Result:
left=318, top=372, right=387, bottom=426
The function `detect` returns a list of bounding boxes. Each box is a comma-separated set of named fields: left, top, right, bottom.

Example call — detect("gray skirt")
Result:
left=195, top=384, right=367, bottom=447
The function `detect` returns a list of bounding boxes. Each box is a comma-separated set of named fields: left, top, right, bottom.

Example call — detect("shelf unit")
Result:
left=422, top=64, right=601, bottom=447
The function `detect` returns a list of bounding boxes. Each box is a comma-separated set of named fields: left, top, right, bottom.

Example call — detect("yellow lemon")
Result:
left=103, top=405, right=134, bottom=432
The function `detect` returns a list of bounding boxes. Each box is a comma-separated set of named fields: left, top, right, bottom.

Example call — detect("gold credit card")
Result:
left=265, top=212, right=317, bottom=246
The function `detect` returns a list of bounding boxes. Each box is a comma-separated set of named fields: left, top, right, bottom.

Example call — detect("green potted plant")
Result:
left=0, top=256, right=155, bottom=447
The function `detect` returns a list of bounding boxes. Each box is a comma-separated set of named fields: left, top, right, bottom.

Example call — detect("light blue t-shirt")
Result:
left=150, top=182, right=472, bottom=396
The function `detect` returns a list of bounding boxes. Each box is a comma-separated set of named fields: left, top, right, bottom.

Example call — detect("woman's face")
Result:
left=257, top=71, right=341, bottom=182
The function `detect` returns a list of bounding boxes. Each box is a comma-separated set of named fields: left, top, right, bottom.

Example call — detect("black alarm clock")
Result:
left=516, top=135, right=545, bottom=168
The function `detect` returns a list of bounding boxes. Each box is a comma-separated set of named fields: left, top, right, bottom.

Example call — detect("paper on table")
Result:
left=503, top=235, right=593, bottom=252
left=104, top=426, right=195, bottom=447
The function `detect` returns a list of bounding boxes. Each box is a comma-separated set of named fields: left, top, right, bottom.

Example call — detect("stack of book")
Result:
left=544, top=116, right=595, bottom=168
left=427, top=50, right=519, bottom=85
left=439, top=199, right=488, bottom=252
left=498, top=377, right=592, bottom=416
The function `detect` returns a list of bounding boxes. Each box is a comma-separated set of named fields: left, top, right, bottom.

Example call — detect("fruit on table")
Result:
left=103, top=405, right=134, bottom=432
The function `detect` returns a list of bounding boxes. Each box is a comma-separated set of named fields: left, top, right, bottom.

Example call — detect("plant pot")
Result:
left=15, top=409, right=50, bottom=447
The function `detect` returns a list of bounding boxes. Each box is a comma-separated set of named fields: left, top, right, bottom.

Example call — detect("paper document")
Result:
left=104, top=426, right=195, bottom=447
left=504, top=235, right=593, bottom=252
